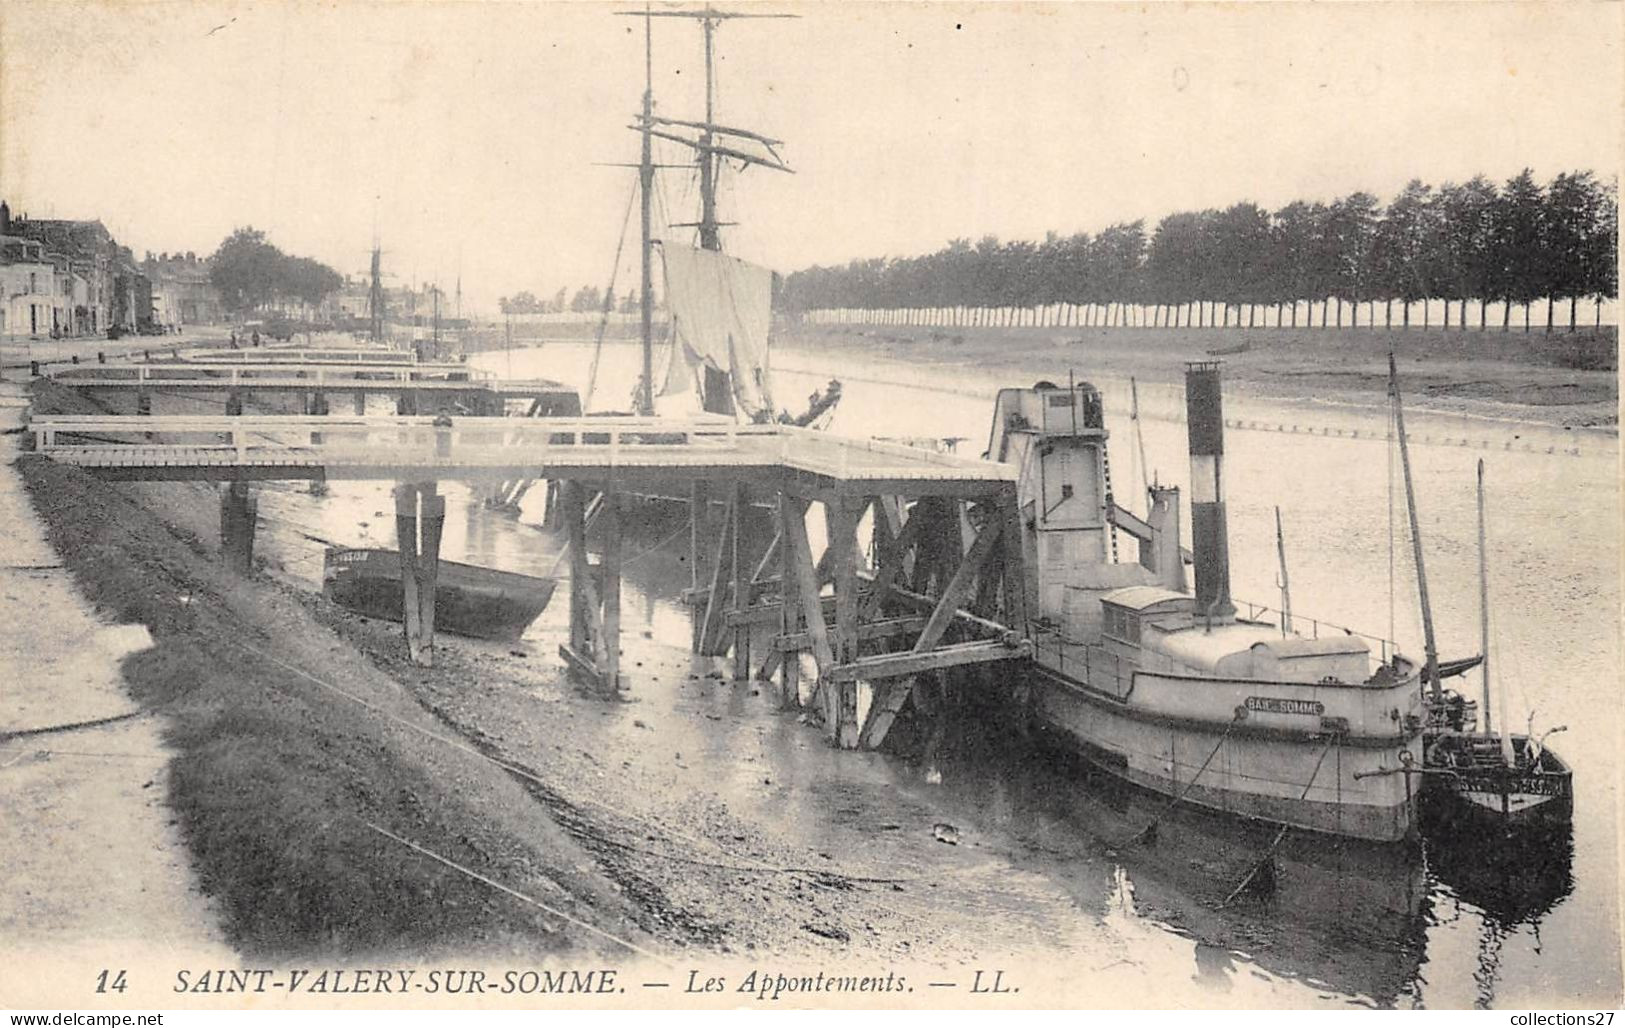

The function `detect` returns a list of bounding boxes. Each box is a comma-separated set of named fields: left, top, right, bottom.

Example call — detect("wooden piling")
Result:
left=777, top=492, right=801, bottom=709
left=393, top=482, right=443, bottom=667
left=830, top=495, right=863, bottom=749
left=699, top=490, right=735, bottom=656
left=218, top=480, right=256, bottom=574
left=601, top=488, right=623, bottom=695
left=731, top=481, right=752, bottom=681
left=418, top=485, right=444, bottom=662
left=563, top=480, right=590, bottom=662
left=689, top=481, right=713, bottom=651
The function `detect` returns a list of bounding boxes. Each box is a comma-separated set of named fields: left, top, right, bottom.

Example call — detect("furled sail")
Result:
left=656, top=244, right=774, bottom=418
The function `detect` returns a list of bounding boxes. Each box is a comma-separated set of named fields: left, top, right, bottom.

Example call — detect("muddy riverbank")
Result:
left=14, top=390, right=649, bottom=964
left=774, top=323, right=1619, bottom=430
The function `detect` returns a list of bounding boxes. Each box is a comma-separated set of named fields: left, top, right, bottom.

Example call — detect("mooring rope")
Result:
left=1127, top=714, right=1240, bottom=845
left=1219, top=734, right=1339, bottom=908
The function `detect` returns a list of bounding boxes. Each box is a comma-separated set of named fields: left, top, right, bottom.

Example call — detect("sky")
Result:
left=2, top=1, right=1619, bottom=315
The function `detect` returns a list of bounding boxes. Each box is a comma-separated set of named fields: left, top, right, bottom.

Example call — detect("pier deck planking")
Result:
left=29, top=414, right=1017, bottom=494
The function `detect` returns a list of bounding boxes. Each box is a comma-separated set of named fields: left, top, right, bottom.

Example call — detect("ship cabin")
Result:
left=1098, top=585, right=1374, bottom=686
left=986, top=380, right=1117, bottom=612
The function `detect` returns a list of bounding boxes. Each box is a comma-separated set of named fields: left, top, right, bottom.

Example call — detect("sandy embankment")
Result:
left=11, top=381, right=655, bottom=972
left=0, top=379, right=235, bottom=995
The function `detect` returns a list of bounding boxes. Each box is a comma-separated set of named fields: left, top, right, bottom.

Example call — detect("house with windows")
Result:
left=0, top=233, right=61, bottom=339
left=145, top=252, right=224, bottom=328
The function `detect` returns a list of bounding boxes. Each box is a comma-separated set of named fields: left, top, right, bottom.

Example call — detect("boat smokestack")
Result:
left=1186, top=361, right=1235, bottom=621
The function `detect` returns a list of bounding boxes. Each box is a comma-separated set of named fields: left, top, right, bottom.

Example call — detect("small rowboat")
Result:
left=323, top=547, right=556, bottom=641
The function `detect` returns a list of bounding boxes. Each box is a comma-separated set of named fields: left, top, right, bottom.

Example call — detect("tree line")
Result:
left=209, top=227, right=344, bottom=314
left=782, top=169, right=1618, bottom=333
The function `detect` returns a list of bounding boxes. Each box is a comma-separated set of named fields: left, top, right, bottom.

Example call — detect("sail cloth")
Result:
left=657, top=244, right=775, bottom=418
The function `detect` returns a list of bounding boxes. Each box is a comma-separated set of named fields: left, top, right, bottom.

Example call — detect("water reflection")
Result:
left=1422, top=810, right=1575, bottom=1009
left=902, top=705, right=1431, bottom=1006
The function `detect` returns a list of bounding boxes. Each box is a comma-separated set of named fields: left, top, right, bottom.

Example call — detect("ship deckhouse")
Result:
left=1099, top=585, right=1372, bottom=685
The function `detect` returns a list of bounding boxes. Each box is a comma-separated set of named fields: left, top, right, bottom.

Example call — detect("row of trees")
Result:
left=499, top=287, right=648, bottom=316
left=208, top=228, right=344, bottom=314
left=782, top=169, right=1618, bottom=332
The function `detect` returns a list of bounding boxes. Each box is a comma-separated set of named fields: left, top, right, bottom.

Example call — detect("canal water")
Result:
left=252, top=338, right=1620, bottom=1008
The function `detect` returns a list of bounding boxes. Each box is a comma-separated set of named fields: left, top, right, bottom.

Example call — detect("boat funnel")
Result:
left=1186, top=362, right=1235, bottom=622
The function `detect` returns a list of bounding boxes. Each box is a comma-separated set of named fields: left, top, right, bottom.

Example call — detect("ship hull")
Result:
left=323, top=548, right=556, bottom=641
left=1030, top=666, right=1422, bottom=843
left=1421, top=732, right=1574, bottom=833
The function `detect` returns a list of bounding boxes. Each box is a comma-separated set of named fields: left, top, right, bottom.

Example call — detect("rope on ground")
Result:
left=1219, top=735, right=1339, bottom=908
left=365, top=821, right=675, bottom=967
left=0, top=709, right=147, bottom=743
left=0, top=748, right=169, bottom=762
left=588, top=834, right=906, bottom=883
left=1126, top=715, right=1239, bottom=846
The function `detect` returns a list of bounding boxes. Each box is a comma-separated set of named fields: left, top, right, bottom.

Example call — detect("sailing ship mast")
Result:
left=623, top=4, right=795, bottom=417
left=1389, top=352, right=1442, bottom=703
left=367, top=242, right=385, bottom=347
left=431, top=284, right=441, bottom=359
left=638, top=5, right=656, bottom=415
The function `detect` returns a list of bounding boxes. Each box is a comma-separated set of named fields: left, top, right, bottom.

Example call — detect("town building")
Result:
left=145, top=252, right=225, bottom=328
left=0, top=232, right=62, bottom=340
left=0, top=201, right=139, bottom=336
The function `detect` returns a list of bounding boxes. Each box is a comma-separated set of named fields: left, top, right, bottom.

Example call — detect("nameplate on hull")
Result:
left=1244, top=695, right=1325, bottom=716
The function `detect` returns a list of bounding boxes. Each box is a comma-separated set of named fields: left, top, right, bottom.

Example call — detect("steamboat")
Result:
left=998, top=363, right=1425, bottom=843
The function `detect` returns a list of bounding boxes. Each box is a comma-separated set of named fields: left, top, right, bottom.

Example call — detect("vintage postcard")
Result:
left=0, top=0, right=1619, bottom=1015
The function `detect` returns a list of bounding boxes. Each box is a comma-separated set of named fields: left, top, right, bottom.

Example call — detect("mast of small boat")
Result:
left=432, top=284, right=441, bottom=357
left=368, top=241, right=385, bottom=348
left=1390, top=352, right=1442, bottom=703
left=1130, top=376, right=1152, bottom=511
left=1478, top=459, right=1520, bottom=765
left=637, top=3, right=656, bottom=416
left=1275, top=506, right=1293, bottom=636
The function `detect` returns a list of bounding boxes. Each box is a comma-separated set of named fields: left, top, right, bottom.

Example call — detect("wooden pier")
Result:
left=45, top=359, right=578, bottom=418
left=30, top=410, right=1031, bottom=749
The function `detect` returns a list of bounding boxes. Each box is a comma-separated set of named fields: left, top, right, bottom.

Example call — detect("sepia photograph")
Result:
left=0, top=0, right=1619, bottom=1015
